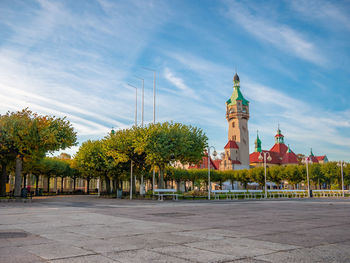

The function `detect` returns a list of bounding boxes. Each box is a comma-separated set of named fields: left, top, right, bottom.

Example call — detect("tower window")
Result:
left=232, top=135, right=236, bottom=141
left=232, top=122, right=235, bottom=128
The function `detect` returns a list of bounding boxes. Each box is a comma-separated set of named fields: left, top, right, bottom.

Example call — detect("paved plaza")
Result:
left=1, top=196, right=350, bottom=262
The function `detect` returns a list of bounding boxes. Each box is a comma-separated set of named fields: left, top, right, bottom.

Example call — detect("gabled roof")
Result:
left=224, top=140, right=239, bottom=149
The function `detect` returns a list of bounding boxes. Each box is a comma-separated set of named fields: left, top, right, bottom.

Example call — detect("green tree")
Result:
left=0, top=109, right=76, bottom=197
left=75, top=140, right=106, bottom=194
left=140, top=122, right=207, bottom=188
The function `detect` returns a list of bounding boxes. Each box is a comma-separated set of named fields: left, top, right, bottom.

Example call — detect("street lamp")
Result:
left=301, top=157, right=312, bottom=197
left=207, top=146, right=217, bottom=200
left=258, top=152, right=272, bottom=198
left=337, top=161, right=347, bottom=197
left=143, top=67, right=156, bottom=195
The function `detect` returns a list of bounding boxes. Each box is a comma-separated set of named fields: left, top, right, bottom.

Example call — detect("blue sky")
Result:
left=0, top=0, right=350, bottom=160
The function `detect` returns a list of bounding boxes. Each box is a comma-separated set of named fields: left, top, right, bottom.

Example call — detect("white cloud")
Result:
left=223, top=0, right=325, bottom=65
left=163, top=67, right=198, bottom=100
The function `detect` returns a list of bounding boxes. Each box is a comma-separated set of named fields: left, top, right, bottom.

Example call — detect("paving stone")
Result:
left=105, top=249, right=189, bottom=263
left=77, top=235, right=172, bottom=253
left=184, top=238, right=277, bottom=258
left=0, top=246, right=47, bottom=263
left=255, top=243, right=350, bottom=263
left=21, top=243, right=94, bottom=260
left=151, top=244, right=238, bottom=262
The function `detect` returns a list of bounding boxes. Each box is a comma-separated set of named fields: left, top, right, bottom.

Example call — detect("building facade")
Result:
left=219, top=73, right=250, bottom=170
left=250, top=128, right=328, bottom=167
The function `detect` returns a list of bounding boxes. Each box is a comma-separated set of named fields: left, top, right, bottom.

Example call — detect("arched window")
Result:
left=232, top=122, right=235, bottom=128
left=232, top=135, right=236, bottom=141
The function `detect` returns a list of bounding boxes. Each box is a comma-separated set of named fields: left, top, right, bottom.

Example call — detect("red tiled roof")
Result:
left=224, top=140, right=239, bottom=149
left=281, top=151, right=299, bottom=164
left=270, top=143, right=288, bottom=155
left=316, top=155, right=326, bottom=161
left=212, top=159, right=222, bottom=169
left=231, top=160, right=241, bottom=164
left=250, top=150, right=283, bottom=165
left=275, top=134, right=284, bottom=137
left=188, top=154, right=218, bottom=170
left=308, top=155, right=319, bottom=163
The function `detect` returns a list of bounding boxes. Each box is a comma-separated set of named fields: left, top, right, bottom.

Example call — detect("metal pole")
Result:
left=130, top=161, right=133, bottom=200
left=153, top=71, right=156, bottom=123
left=128, top=84, right=138, bottom=126
left=264, top=153, right=267, bottom=199
left=208, top=147, right=211, bottom=200
left=306, top=159, right=310, bottom=197
left=152, top=71, right=156, bottom=194
left=341, top=160, right=345, bottom=197
left=142, top=68, right=157, bottom=195
left=142, top=79, right=144, bottom=127
left=97, top=178, right=100, bottom=197
left=135, top=88, right=137, bottom=126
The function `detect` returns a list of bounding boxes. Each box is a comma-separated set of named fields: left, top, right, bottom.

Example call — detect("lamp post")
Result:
left=337, top=161, right=347, bottom=197
left=302, top=157, right=312, bottom=197
left=207, top=146, right=217, bottom=200
left=143, top=68, right=156, bottom=194
left=258, top=152, right=272, bottom=198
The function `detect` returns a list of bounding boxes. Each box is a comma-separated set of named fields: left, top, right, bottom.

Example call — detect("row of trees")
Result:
left=166, top=162, right=350, bottom=191
left=0, top=109, right=77, bottom=196
left=1, top=109, right=348, bottom=197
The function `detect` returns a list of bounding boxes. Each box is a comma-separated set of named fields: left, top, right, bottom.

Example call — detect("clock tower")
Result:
left=221, top=73, right=250, bottom=170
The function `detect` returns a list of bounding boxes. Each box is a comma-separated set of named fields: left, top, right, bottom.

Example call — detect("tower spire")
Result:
left=255, top=130, right=262, bottom=152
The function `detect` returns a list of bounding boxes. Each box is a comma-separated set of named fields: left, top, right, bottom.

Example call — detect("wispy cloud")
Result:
left=223, top=0, right=325, bottom=65
left=288, top=0, right=350, bottom=31
left=163, top=67, right=197, bottom=99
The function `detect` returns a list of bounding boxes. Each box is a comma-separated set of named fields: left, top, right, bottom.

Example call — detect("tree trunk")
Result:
left=47, top=176, right=50, bottom=193
left=86, top=178, right=90, bottom=194
left=73, top=177, right=76, bottom=192
left=159, top=168, right=165, bottom=188
left=0, top=164, right=7, bottom=197
left=176, top=180, right=180, bottom=192
left=61, top=177, right=64, bottom=193
left=23, top=174, right=27, bottom=189
left=35, top=175, right=39, bottom=196
left=14, top=156, right=23, bottom=197
left=104, top=175, right=111, bottom=194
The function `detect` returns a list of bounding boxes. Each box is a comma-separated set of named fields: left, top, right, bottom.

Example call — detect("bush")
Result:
left=183, top=190, right=207, bottom=197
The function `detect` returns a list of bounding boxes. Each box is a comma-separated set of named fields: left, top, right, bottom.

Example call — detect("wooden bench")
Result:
left=154, top=189, right=178, bottom=201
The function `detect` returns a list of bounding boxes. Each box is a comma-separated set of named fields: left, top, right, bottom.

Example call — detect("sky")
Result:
left=0, top=0, right=350, bottom=161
